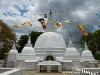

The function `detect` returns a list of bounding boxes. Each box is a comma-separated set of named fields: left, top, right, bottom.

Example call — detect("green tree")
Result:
left=81, top=30, right=100, bottom=60
left=0, top=20, right=16, bottom=59
left=80, top=32, right=93, bottom=47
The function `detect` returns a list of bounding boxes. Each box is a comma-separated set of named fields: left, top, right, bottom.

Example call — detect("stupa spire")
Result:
left=84, top=42, right=88, bottom=50
left=68, top=33, right=74, bottom=47
left=50, top=9, right=52, bottom=14
left=48, top=9, right=53, bottom=18
left=26, top=33, right=32, bottom=47
left=45, top=9, right=57, bottom=32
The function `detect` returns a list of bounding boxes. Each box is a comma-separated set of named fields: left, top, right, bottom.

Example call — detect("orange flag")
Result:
left=23, top=22, right=32, bottom=26
left=55, top=21, right=62, bottom=28
left=78, top=23, right=88, bottom=36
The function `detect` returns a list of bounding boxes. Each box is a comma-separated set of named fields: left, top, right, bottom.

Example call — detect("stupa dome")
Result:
left=63, top=47, right=80, bottom=60
left=20, top=47, right=37, bottom=60
left=9, top=49, right=18, bottom=54
left=82, top=50, right=93, bottom=56
left=7, top=48, right=18, bottom=62
left=21, top=47, right=35, bottom=55
left=65, top=47, right=79, bottom=55
left=63, top=34, right=80, bottom=60
left=81, top=50, right=95, bottom=61
left=34, top=32, right=66, bottom=49
left=81, top=42, right=95, bottom=61
left=20, top=37, right=37, bottom=60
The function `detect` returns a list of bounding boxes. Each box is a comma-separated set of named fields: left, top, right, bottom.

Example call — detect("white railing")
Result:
left=82, top=68, right=100, bottom=75
left=62, top=68, right=100, bottom=75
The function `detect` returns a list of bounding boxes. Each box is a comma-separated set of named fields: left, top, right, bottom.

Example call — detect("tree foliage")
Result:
left=16, top=31, right=43, bottom=53
left=16, top=35, right=28, bottom=53
left=30, top=31, right=43, bottom=47
left=0, top=20, right=16, bottom=59
left=81, top=30, right=100, bottom=60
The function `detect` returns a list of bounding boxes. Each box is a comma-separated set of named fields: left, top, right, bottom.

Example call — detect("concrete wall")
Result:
left=61, top=62, right=72, bottom=70
left=0, top=68, right=24, bottom=75
left=25, top=62, right=37, bottom=70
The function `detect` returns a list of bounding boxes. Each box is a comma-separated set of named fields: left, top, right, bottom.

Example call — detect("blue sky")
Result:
left=0, top=0, right=100, bottom=43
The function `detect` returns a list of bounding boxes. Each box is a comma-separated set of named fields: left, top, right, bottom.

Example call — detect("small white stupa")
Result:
left=81, top=42, right=95, bottom=61
left=62, top=34, right=81, bottom=71
left=63, top=34, right=80, bottom=60
left=20, top=35, right=37, bottom=60
left=6, top=43, right=18, bottom=67
left=19, top=35, right=37, bottom=70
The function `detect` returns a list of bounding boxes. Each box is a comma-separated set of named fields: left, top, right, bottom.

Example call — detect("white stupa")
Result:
left=18, top=35, right=37, bottom=70
left=20, top=35, right=37, bottom=60
left=81, top=42, right=95, bottom=61
left=63, top=34, right=80, bottom=60
left=34, top=32, right=66, bottom=58
left=6, top=44, right=18, bottom=67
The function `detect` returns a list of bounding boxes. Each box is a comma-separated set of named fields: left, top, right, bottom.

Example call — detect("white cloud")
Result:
left=0, top=0, right=42, bottom=37
left=0, top=0, right=100, bottom=44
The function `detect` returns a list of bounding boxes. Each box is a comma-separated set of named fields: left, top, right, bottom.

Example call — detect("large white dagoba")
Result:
left=34, top=32, right=66, bottom=57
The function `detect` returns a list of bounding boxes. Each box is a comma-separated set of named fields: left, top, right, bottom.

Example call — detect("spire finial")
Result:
left=84, top=42, right=88, bottom=50
left=50, top=9, right=52, bottom=14
left=26, top=32, right=32, bottom=47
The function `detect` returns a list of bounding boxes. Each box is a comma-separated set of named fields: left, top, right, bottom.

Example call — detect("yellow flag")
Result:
left=62, top=19, right=74, bottom=23
left=12, top=25, right=19, bottom=28
left=78, top=23, right=87, bottom=28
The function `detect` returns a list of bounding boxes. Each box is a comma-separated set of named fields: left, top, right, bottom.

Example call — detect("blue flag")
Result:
left=96, top=13, right=100, bottom=18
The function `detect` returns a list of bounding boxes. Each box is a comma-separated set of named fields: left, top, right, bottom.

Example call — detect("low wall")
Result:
left=0, top=68, right=24, bottom=75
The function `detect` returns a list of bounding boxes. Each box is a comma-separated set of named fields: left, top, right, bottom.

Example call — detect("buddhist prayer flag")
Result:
left=78, top=23, right=87, bottom=28
left=87, top=25, right=100, bottom=32
left=96, top=13, right=100, bottom=18
left=12, top=24, right=21, bottom=28
left=12, top=22, right=32, bottom=28
left=23, top=22, right=32, bottom=26
left=62, top=19, right=74, bottom=23
left=87, top=25, right=94, bottom=31
left=78, top=23, right=88, bottom=36
left=55, top=21, right=62, bottom=28
left=38, top=18, right=46, bottom=29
